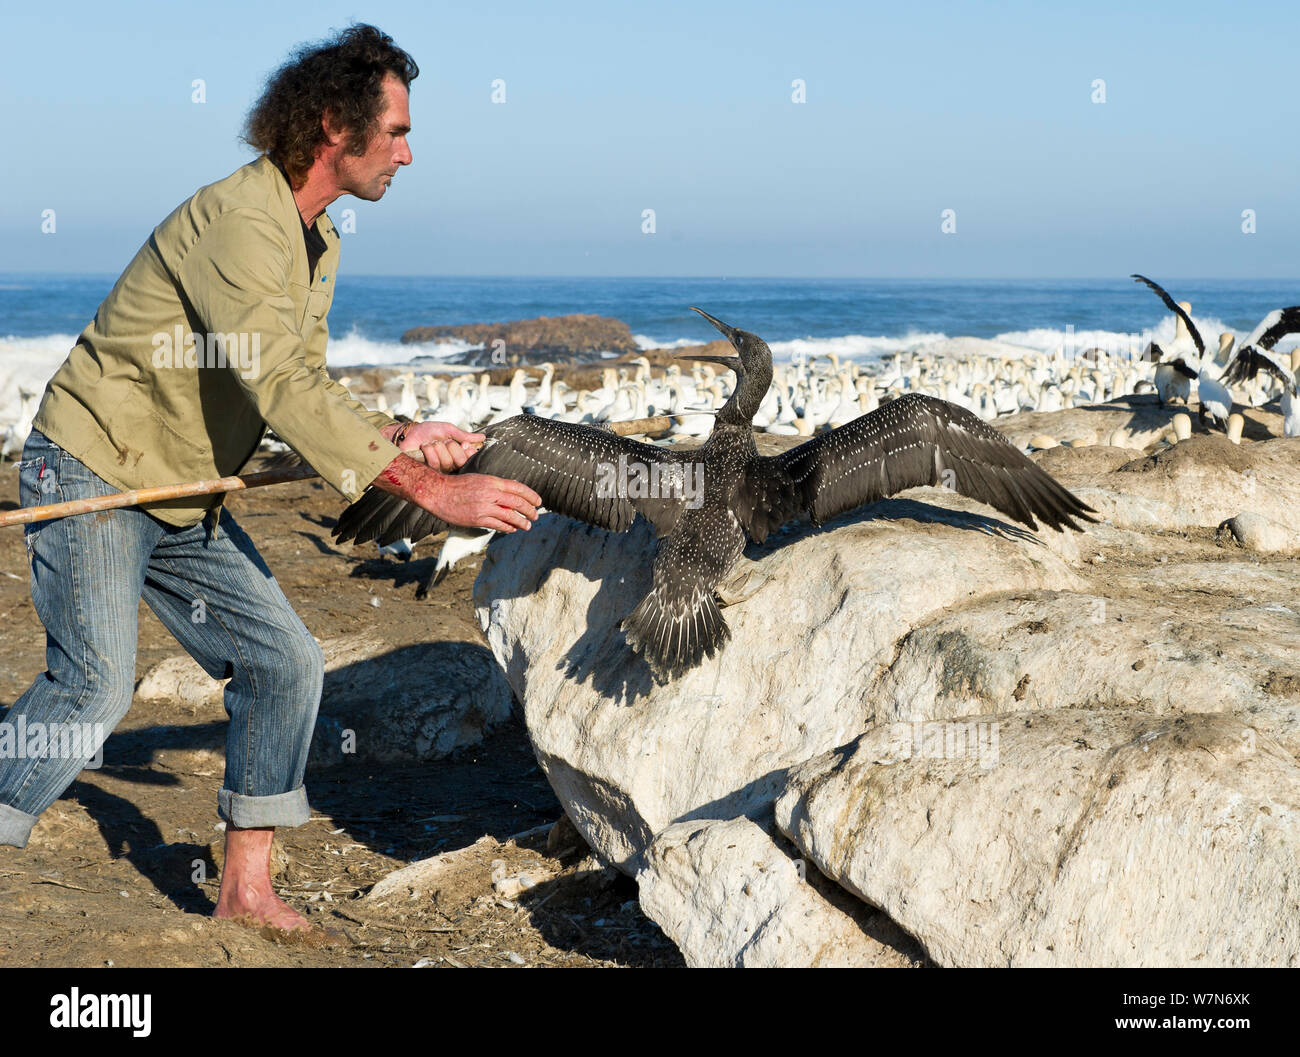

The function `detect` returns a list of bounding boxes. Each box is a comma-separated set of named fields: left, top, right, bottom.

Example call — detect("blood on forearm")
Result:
left=371, top=454, right=444, bottom=508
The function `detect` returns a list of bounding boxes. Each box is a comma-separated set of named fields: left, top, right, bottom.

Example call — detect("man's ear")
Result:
left=321, top=108, right=345, bottom=147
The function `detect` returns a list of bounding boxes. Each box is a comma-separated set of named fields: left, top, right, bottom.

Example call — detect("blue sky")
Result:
left=2, top=0, right=1297, bottom=278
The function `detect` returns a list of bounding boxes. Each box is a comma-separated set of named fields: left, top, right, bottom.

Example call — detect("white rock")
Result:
left=994, top=400, right=1171, bottom=450
left=1064, top=436, right=1300, bottom=532
left=870, top=589, right=1300, bottom=745
left=637, top=818, right=923, bottom=967
left=133, top=654, right=225, bottom=711
left=776, top=709, right=1300, bottom=967
left=367, top=835, right=496, bottom=903
left=369, top=835, right=556, bottom=905
left=1220, top=512, right=1300, bottom=555
left=308, top=636, right=514, bottom=766
left=491, top=858, right=545, bottom=899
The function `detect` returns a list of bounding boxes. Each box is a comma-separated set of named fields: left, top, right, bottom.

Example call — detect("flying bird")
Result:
left=1132, top=274, right=1231, bottom=425
left=333, top=309, right=1098, bottom=678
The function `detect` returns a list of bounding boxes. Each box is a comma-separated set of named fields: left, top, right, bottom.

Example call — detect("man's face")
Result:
left=336, top=74, right=412, bottom=201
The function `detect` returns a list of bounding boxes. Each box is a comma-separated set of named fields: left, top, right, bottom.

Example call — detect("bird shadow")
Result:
left=476, top=518, right=661, bottom=703
left=1076, top=392, right=1275, bottom=441
left=295, top=529, right=345, bottom=557
left=298, top=511, right=337, bottom=531
left=553, top=526, right=660, bottom=702
left=556, top=604, right=659, bottom=703
left=346, top=554, right=439, bottom=592
left=744, top=496, right=1042, bottom=561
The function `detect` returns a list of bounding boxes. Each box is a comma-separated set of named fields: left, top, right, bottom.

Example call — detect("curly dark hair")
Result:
left=243, top=24, right=418, bottom=186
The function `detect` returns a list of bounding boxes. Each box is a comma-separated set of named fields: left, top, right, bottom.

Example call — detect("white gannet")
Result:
left=421, top=373, right=442, bottom=415
left=485, top=370, right=530, bottom=425
left=393, top=371, right=421, bottom=421
left=2, top=388, right=39, bottom=462
left=1221, top=307, right=1300, bottom=436
left=1215, top=332, right=1235, bottom=366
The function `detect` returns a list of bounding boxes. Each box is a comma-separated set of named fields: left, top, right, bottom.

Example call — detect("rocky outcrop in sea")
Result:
left=400, top=314, right=641, bottom=365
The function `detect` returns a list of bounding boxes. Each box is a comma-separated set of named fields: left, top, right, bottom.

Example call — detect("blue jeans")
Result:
left=0, top=429, right=324, bottom=848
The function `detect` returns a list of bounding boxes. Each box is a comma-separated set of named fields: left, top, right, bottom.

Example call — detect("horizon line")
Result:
left=4, top=271, right=1300, bottom=284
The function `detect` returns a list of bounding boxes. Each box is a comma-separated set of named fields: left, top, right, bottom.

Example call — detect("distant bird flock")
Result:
left=339, top=282, right=1300, bottom=452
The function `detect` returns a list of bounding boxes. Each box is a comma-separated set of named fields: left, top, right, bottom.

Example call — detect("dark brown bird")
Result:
left=334, top=308, right=1098, bottom=677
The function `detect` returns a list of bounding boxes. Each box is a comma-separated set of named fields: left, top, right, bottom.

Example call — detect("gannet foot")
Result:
left=717, top=557, right=768, bottom=607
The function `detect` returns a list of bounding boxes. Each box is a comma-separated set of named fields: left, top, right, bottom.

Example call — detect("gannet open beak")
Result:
left=677, top=351, right=744, bottom=374
left=681, top=307, right=743, bottom=372
left=688, top=306, right=736, bottom=341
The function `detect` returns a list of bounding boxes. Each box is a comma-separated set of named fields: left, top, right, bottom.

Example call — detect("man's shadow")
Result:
left=63, top=719, right=227, bottom=914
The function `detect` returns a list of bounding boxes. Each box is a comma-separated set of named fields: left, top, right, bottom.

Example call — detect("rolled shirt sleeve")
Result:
left=177, top=207, right=399, bottom=501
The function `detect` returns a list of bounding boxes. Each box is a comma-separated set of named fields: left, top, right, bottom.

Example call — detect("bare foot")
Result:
left=213, top=824, right=310, bottom=931
left=214, top=888, right=311, bottom=931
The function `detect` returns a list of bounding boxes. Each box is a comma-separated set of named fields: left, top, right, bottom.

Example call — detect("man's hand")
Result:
left=370, top=440, right=541, bottom=533
left=427, top=473, right=542, bottom=533
left=380, top=419, right=483, bottom=472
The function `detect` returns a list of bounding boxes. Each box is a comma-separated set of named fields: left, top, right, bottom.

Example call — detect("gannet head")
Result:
left=681, top=306, right=773, bottom=378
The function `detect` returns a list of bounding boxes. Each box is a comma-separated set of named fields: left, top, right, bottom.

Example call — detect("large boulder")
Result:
left=993, top=395, right=1280, bottom=451
left=1053, top=436, right=1300, bottom=532
left=308, top=638, right=514, bottom=767
left=1220, top=511, right=1300, bottom=555
left=775, top=709, right=1300, bottom=967
left=469, top=409, right=1300, bottom=967
left=870, top=582, right=1300, bottom=751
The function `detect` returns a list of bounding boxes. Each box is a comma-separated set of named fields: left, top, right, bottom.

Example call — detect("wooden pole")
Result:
left=0, top=415, right=681, bottom=529
left=0, top=462, right=321, bottom=529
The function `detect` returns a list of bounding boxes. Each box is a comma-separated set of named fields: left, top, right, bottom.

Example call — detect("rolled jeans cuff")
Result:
left=0, top=801, right=40, bottom=848
left=217, top=786, right=309, bottom=829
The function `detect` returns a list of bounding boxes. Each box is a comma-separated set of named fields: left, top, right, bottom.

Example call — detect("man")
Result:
left=0, top=25, right=540, bottom=935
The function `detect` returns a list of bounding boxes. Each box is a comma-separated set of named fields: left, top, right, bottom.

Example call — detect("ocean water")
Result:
left=3, top=273, right=1299, bottom=424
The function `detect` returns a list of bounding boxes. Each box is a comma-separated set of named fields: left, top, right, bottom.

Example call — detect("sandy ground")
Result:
left=0, top=463, right=682, bottom=968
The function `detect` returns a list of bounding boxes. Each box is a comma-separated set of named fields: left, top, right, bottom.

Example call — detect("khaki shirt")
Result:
left=33, top=155, right=399, bottom=528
